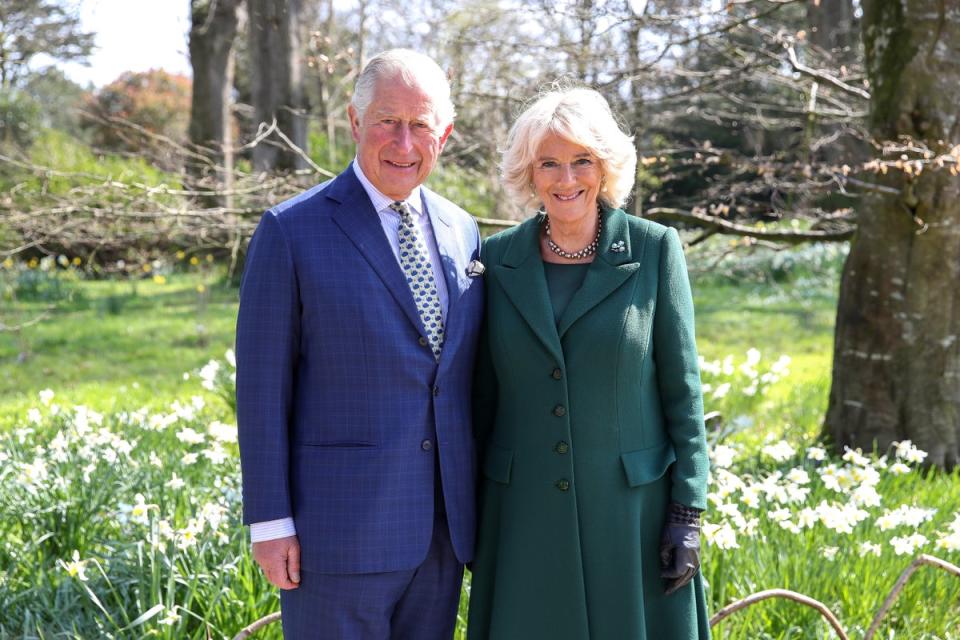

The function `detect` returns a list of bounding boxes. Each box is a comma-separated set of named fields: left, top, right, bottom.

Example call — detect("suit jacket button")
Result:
left=421, top=439, right=433, bottom=451
left=553, top=404, right=566, bottom=417
left=418, top=336, right=429, bottom=347
left=551, top=368, right=563, bottom=380
left=555, top=479, right=570, bottom=492
left=555, top=441, right=569, bottom=454
left=433, top=385, right=440, bottom=396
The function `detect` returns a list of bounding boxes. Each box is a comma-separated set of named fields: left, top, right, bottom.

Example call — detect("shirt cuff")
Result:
left=249, top=517, right=297, bottom=543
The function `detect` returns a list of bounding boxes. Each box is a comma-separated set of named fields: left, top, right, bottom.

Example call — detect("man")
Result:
left=236, top=49, right=483, bottom=639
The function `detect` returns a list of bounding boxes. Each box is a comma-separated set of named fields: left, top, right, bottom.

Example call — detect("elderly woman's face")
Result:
left=532, top=134, right=602, bottom=226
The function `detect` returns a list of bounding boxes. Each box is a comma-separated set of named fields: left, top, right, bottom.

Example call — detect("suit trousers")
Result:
left=280, top=481, right=463, bottom=639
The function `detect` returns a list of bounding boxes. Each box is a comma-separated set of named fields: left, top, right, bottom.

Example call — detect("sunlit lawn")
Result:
left=0, top=272, right=237, bottom=418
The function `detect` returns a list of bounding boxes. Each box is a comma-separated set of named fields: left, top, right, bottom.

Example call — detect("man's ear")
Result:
left=348, top=105, right=362, bottom=143
left=438, top=122, right=454, bottom=152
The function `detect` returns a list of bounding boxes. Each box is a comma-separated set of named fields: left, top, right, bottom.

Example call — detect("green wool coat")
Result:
left=467, top=208, right=712, bottom=640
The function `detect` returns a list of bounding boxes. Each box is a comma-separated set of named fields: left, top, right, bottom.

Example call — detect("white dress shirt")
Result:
left=249, top=161, right=449, bottom=544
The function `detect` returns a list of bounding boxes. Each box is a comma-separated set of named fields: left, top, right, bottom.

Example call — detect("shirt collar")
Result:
left=352, top=159, right=424, bottom=216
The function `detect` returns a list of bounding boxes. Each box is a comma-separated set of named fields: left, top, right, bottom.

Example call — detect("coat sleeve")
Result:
left=653, top=227, right=709, bottom=510
left=236, top=211, right=300, bottom=524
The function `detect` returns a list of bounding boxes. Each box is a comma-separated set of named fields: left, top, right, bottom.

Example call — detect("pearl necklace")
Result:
left=543, top=210, right=602, bottom=260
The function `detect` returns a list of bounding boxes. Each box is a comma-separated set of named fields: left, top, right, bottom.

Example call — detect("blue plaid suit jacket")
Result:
left=236, top=164, right=483, bottom=574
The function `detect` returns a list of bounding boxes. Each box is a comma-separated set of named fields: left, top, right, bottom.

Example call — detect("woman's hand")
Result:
left=659, top=503, right=702, bottom=595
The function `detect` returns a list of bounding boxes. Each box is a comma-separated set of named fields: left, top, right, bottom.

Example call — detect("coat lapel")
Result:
left=327, top=166, right=425, bottom=336
left=557, top=208, right=642, bottom=338
left=492, top=215, right=565, bottom=365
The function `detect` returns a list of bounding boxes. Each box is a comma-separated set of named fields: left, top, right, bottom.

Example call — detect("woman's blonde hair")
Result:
left=501, top=87, right=637, bottom=212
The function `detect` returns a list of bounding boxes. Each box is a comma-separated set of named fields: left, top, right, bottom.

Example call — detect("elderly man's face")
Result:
left=349, top=76, right=453, bottom=201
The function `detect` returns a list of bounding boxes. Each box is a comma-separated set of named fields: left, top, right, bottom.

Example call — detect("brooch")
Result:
left=610, top=241, right=626, bottom=253
left=466, top=260, right=486, bottom=277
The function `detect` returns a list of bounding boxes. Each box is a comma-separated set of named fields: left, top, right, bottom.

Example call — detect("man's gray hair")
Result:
left=351, top=49, right=456, bottom=128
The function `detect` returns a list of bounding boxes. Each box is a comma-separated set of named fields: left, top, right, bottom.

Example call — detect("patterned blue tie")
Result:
left=390, top=201, right=444, bottom=361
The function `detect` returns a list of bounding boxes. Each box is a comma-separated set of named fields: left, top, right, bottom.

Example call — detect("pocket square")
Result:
left=466, top=260, right=486, bottom=277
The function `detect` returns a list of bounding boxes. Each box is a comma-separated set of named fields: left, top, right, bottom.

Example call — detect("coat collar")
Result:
left=493, top=207, right=642, bottom=361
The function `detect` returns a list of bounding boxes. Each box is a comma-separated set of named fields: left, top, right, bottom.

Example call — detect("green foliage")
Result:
left=15, top=128, right=178, bottom=198
left=21, top=67, right=90, bottom=137
left=0, top=0, right=94, bottom=90
left=0, top=256, right=83, bottom=304
left=306, top=126, right=354, bottom=173
left=82, top=69, right=191, bottom=165
left=0, top=89, right=41, bottom=148
left=427, top=162, right=498, bottom=219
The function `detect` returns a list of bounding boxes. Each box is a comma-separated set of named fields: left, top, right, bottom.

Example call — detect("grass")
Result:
left=0, top=267, right=236, bottom=418
left=1, top=244, right=958, bottom=639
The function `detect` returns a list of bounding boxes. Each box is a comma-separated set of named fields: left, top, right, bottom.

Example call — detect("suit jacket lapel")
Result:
left=557, top=208, right=642, bottom=338
left=327, top=166, right=426, bottom=335
left=492, top=215, right=564, bottom=365
left=423, top=190, right=468, bottom=309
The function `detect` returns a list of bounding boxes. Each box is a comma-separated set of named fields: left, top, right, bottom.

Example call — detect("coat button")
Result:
left=433, top=385, right=440, bottom=396
left=551, top=368, right=562, bottom=380
left=421, top=439, right=433, bottom=451
left=553, top=404, right=566, bottom=417
left=555, top=479, right=570, bottom=492
left=418, top=336, right=429, bottom=347
left=555, top=441, right=569, bottom=454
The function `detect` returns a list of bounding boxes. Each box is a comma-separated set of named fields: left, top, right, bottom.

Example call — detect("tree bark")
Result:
left=825, top=0, right=960, bottom=467
left=808, top=0, right=856, bottom=58
left=188, top=0, right=241, bottom=191
left=247, top=0, right=307, bottom=172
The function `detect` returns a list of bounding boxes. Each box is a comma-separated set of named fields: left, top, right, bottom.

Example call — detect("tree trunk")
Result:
left=808, top=0, right=856, bottom=57
left=188, top=0, right=241, bottom=199
left=247, top=0, right=307, bottom=172
left=825, top=0, right=960, bottom=467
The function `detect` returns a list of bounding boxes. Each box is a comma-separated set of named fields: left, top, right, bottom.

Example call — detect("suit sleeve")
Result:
left=236, top=211, right=300, bottom=524
left=653, top=227, right=709, bottom=510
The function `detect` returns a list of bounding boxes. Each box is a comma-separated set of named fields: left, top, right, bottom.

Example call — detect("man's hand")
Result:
left=252, top=535, right=301, bottom=590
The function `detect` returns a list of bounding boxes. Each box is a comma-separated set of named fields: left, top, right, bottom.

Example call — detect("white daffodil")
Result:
left=711, top=444, right=738, bottom=469
left=198, top=360, right=221, bottom=391
left=208, top=421, right=238, bottom=443
left=786, top=468, right=810, bottom=485
left=166, top=473, right=186, bottom=490
left=891, top=533, right=928, bottom=556
left=158, top=607, right=182, bottom=625
left=202, top=445, right=229, bottom=465
left=38, top=389, right=55, bottom=405
left=889, top=462, right=911, bottom=475
left=859, top=541, right=882, bottom=557
left=842, top=447, right=871, bottom=467
left=62, top=550, right=88, bottom=581
left=761, top=440, right=796, bottom=463
left=936, top=531, right=960, bottom=552
left=806, top=446, right=827, bottom=461
left=176, top=427, right=205, bottom=445
left=712, top=383, right=731, bottom=399
left=703, top=521, right=739, bottom=550
left=797, top=507, right=818, bottom=529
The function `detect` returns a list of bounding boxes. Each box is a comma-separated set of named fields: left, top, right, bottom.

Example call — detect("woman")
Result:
left=468, top=88, right=711, bottom=639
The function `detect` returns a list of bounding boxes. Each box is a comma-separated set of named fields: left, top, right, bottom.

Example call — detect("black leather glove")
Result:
left=659, top=502, right=702, bottom=596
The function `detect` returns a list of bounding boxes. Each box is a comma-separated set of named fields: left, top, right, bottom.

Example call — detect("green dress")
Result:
left=468, top=208, right=711, bottom=640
